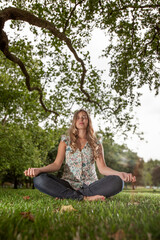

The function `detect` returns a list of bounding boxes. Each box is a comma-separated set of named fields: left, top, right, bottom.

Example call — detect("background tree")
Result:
left=152, top=166, right=160, bottom=186
left=0, top=0, right=159, bottom=133
left=132, top=158, right=144, bottom=186
left=142, top=159, right=160, bottom=187
left=143, top=172, right=153, bottom=187
left=0, top=123, right=38, bottom=188
left=0, top=123, right=55, bottom=188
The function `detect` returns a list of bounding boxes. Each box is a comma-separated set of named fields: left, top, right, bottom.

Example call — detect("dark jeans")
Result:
left=33, top=173, right=124, bottom=201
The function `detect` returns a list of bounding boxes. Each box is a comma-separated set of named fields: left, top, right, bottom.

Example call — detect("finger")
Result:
left=124, top=177, right=128, bottom=182
left=132, top=176, right=136, bottom=182
left=24, top=170, right=29, bottom=176
left=32, top=169, right=35, bottom=177
left=127, top=173, right=132, bottom=182
left=30, top=168, right=34, bottom=177
left=29, top=168, right=32, bottom=177
left=131, top=176, right=135, bottom=182
left=28, top=168, right=30, bottom=176
left=30, top=168, right=33, bottom=177
left=125, top=175, right=129, bottom=182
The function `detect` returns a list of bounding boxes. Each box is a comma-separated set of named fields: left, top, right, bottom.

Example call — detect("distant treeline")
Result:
left=0, top=123, right=160, bottom=188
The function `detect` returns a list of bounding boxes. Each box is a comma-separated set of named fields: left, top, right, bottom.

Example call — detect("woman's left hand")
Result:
left=119, top=172, right=136, bottom=182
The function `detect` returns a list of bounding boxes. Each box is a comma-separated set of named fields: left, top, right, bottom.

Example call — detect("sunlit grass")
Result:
left=0, top=188, right=160, bottom=240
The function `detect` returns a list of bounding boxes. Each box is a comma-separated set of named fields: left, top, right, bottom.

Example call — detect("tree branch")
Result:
left=98, top=0, right=104, bottom=13
left=131, top=8, right=136, bottom=48
left=0, top=30, right=59, bottom=116
left=63, top=0, right=85, bottom=33
left=116, top=4, right=160, bottom=12
left=1, top=113, right=8, bottom=125
left=108, top=4, right=160, bottom=16
left=140, top=31, right=158, bottom=56
left=0, top=7, right=100, bottom=116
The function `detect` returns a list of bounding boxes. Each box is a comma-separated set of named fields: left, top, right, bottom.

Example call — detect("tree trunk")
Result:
left=132, top=182, right=135, bottom=190
left=14, top=176, right=18, bottom=189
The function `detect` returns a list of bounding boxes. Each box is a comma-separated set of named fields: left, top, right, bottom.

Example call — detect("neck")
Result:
left=78, top=130, right=87, bottom=139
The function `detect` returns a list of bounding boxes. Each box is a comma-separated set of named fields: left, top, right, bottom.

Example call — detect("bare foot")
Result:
left=84, top=195, right=105, bottom=201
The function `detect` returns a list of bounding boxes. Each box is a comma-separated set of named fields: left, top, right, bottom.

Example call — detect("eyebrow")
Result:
left=77, top=114, right=87, bottom=117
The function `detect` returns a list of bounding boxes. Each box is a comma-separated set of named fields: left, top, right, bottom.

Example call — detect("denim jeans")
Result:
left=33, top=173, right=124, bottom=201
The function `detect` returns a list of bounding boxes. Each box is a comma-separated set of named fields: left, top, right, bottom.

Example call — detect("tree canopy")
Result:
left=0, top=122, right=57, bottom=188
left=0, top=0, right=159, bottom=131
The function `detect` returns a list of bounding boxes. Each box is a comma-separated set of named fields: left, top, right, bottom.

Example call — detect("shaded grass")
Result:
left=0, top=188, right=160, bottom=240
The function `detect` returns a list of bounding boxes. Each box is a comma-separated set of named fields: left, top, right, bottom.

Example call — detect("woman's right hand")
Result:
left=24, top=168, right=41, bottom=178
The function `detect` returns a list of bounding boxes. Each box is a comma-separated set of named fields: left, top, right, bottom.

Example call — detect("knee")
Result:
left=115, top=175, right=124, bottom=192
left=33, top=173, right=48, bottom=188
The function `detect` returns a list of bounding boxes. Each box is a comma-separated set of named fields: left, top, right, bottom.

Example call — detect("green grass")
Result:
left=0, top=188, right=160, bottom=240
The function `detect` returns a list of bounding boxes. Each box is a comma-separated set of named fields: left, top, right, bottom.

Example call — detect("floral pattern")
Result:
left=61, top=135, right=99, bottom=190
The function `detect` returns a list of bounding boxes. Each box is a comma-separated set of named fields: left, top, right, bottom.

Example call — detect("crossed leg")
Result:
left=33, top=173, right=124, bottom=201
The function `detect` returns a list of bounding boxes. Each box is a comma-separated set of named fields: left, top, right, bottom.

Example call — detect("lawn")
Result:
left=0, top=188, right=160, bottom=240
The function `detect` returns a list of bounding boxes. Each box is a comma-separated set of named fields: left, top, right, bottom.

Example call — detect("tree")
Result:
left=0, top=0, right=159, bottom=132
left=132, top=158, right=144, bottom=186
left=152, top=166, right=160, bottom=186
left=0, top=123, right=39, bottom=188
left=0, top=123, right=55, bottom=188
left=0, top=46, right=50, bottom=125
left=143, top=172, right=153, bottom=186
left=142, top=159, right=160, bottom=187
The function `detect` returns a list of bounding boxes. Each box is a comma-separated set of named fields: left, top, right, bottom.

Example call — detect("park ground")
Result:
left=0, top=187, right=160, bottom=240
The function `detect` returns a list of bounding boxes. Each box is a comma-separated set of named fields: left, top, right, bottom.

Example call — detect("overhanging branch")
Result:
left=107, top=3, right=160, bottom=17
left=0, top=30, right=59, bottom=116
left=63, top=0, right=85, bottom=33
left=0, top=7, right=101, bottom=116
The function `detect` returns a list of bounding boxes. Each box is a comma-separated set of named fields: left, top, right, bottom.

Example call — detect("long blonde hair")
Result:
left=68, top=109, right=101, bottom=161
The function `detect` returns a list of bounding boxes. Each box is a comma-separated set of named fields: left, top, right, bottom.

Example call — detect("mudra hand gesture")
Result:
left=24, top=168, right=40, bottom=178
left=120, top=172, right=136, bottom=182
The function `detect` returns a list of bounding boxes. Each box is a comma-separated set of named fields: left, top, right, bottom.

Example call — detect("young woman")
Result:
left=24, top=109, right=136, bottom=201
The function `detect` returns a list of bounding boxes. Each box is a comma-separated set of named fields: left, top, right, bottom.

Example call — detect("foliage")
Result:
left=0, top=189, right=160, bottom=240
left=142, top=159, right=160, bottom=186
left=0, top=123, right=55, bottom=188
left=152, top=166, right=160, bottom=186
left=0, top=0, right=159, bottom=132
left=0, top=48, right=49, bottom=125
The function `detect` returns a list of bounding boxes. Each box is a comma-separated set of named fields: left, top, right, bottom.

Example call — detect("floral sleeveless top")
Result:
left=61, top=135, right=99, bottom=190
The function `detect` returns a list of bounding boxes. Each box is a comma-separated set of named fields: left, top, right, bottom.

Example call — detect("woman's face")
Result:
left=75, top=111, right=89, bottom=130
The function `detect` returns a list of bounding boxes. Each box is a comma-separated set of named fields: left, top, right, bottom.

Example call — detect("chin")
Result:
left=78, top=126, right=86, bottom=129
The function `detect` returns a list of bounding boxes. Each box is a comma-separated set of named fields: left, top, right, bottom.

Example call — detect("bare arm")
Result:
left=96, top=144, right=136, bottom=182
left=24, top=141, right=66, bottom=177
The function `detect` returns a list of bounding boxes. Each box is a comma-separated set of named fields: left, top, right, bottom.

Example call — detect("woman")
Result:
left=24, top=109, right=136, bottom=201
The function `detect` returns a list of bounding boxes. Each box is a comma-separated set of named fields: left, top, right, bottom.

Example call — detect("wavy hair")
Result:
left=68, top=109, right=101, bottom=161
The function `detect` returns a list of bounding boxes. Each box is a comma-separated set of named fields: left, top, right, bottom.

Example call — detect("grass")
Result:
left=0, top=188, right=160, bottom=240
